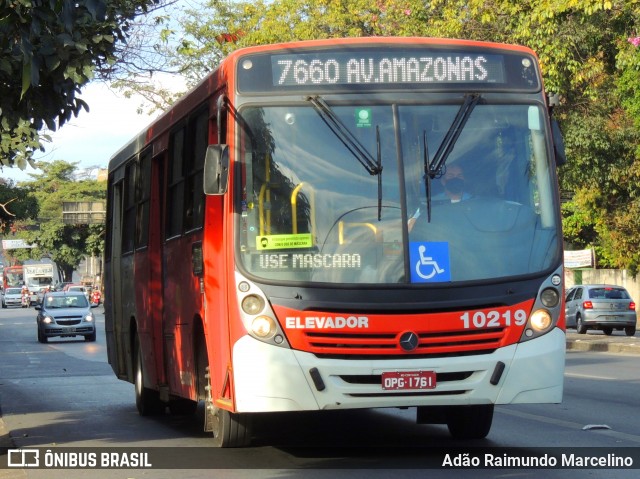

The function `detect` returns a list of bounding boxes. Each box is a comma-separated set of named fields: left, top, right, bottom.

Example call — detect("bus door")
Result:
left=161, top=122, right=192, bottom=397
left=142, top=148, right=167, bottom=389
left=105, top=176, right=126, bottom=378
left=160, top=107, right=210, bottom=400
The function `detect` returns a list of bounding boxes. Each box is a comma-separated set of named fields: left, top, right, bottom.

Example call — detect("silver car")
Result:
left=2, top=287, right=23, bottom=308
left=35, top=291, right=97, bottom=343
left=565, top=284, right=637, bottom=336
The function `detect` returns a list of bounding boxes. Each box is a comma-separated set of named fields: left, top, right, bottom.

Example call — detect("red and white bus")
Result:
left=2, top=265, right=24, bottom=289
left=105, top=37, right=567, bottom=446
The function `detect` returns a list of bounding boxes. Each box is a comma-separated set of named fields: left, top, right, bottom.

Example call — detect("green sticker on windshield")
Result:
left=256, top=234, right=313, bottom=250
left=355, top=108, right=372, bottom=127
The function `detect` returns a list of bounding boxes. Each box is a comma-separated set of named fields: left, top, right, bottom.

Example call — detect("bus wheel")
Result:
left=205, top=402, right=253, bottom=447
left=203, top=366, right=252, bottom=447
left=445, top=405, right=493, bottom=439
left=134, top=336, right=164, bottom=416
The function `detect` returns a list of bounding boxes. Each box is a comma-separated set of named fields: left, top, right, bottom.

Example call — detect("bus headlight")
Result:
left=251, top=316, right=276, bottom=339
left=242, top=295, right=265, bottom=315
left=540, top=288, right=560, bottom=308
left=235, top=273, right=290, bottom=348
left=520, top=267, right=563, bottom=342
left=529, top=309, right=552, bottom=332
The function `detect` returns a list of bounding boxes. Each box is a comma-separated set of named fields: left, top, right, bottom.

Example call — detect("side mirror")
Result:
left=203, top=144, right=229, bottom=195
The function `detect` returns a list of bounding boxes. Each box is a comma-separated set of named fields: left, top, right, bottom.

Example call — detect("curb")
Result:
left=566, top=339, right=640, bottom=355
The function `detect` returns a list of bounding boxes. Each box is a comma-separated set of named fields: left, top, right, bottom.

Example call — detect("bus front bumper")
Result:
left=232, top=327, right=565, bottom=412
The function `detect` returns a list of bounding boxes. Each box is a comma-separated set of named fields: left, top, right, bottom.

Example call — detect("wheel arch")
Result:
left=127, top=316, right=138, bottom=382
left=193, top=314, right=208, bottom=400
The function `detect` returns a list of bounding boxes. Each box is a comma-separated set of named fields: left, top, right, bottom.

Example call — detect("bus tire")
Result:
left=445, top=404, right=493, bottom=439
left=202, top=364, right=252, bottom=447
left=134, top=336, right=164, bottom=416
left=207, top=404, right=252, bottom=448
left=194, top=326, right=252, bottom=446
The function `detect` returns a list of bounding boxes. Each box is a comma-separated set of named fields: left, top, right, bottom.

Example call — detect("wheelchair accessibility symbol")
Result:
left=410, top=242, right=451, bottom=283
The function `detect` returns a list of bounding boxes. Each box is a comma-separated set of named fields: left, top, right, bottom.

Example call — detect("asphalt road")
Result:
left=1, top=304, right=639, bottom=478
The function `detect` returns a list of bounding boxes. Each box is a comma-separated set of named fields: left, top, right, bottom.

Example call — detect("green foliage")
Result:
left=8, top=161, right=106, bottom=281
left=0, top=179, right=39, bottom=233
left=0, top=0, right=157, bottom=169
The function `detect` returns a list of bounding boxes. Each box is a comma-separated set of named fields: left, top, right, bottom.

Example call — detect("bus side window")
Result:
left=184, top=108, right=208, bottom=231
left=122, top=160, right=137, bottom=253
left=135, top=149, right=151, bottom=248
left=166, top=126, right=185, bottom=239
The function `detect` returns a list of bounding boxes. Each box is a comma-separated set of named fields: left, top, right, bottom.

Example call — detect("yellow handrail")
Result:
left=291, top=182, right=316, bottom=239
left=338, top=221, right=377, bottom=245
left=258, top=152, right=272, bottom=236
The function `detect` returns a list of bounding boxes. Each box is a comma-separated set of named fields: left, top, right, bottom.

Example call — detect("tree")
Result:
left=9, top=161, right=106, bottom=281
left=0, top=0, right=163, bottom=170
left=126, top=0, right=640, bottom=271
left=0, top=178, right=39, bottom=234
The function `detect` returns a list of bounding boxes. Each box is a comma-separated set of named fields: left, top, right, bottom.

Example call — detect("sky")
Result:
left=2, top=0, right=197, bottom=184
left=2, top=82, right=163, bottom=184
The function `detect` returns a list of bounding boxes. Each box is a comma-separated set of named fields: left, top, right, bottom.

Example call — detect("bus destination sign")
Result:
left=271, top=51, right=506, bottom=87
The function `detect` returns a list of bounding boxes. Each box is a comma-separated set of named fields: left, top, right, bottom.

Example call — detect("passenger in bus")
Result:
left=436, top=164, right=471, bottom=203
left=408, top=163, right=471, bottom=230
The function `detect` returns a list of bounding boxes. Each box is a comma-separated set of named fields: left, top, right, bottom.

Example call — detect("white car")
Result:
left=2, top=287, right=24, bottom=308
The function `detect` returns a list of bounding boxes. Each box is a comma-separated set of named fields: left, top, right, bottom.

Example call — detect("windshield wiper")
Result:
left=307, top=95, right=384, bottom=220
left=307, top=96, right=383, bottom=176
left=375, top=125, right=383, bottom=220
left=419, top=93, right=481, bottom=224
left=422, top=130, right=432, bottom=223
left=428, top=93, right=481, bottom=177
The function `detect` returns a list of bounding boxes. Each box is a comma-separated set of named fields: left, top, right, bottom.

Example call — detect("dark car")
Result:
left=35, top=291, right=98, bottom=343
left=54, top=282, right=73, bottom=292
left=565, top=284, right=637, bottom=336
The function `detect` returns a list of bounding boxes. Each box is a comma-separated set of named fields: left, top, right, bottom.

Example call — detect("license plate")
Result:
left=381, top=371, right=436, bottom=390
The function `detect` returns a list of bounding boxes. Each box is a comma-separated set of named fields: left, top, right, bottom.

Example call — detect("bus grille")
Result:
left=305, top=327, right=505, bottom=359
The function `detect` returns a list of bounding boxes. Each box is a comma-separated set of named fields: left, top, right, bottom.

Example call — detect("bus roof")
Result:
left=226, top=36, right=537, bottom=59
left=108, top=36, right=538, bottom=172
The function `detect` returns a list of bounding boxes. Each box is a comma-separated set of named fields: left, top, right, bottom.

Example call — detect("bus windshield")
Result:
left=237, top=101, right=560, bottom=284
left=4, top=270, right=23, bottom=288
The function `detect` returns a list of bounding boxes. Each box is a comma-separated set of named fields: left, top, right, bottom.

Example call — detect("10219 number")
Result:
left=460, top=309, right=527, bottom=329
